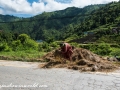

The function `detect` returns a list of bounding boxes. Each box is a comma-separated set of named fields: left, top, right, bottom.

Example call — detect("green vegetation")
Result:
left=94, top=43, right=112, bottom=56
left=0, top=50, right=45, bottom=62
left=0, top=14, right=20, bottom=22
left=0, top=1, right=120, bottom=61
left=0, top=33, right=59, bottom=61
left=79, top=43, right=119, bottom=56
left=0, top=4, right=105, bottom=40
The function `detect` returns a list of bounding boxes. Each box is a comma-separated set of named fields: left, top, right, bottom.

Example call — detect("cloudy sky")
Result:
left=0, top=0, right=119, bottom=17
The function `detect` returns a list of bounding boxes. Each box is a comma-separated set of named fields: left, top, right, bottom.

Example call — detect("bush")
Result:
left=50, top=42, right=58, bottom=48
left=18, top=34, right=30, bottom=44
left=0, top=43, right=11, bottom=52
left=42, top=42, right=49, bottom=49
left=11, top=40, right=22, bottom=51
left=79, top=43, right=112, bottom=56
left=38, top=43, right=43, bottom=51
left=79, top=44, right=92, bottom=50
left=92, top=43, right=111, bottom=56
left=24, top=39, right=38, bottom=50
left=110, top=49, right=120, bottom=56
left=44, top=46, right=52, bottom=52
left=70, top=42, right=79, bottom=48
left=39, top=42, right=52, bottom=52
left=17, top=34, right=38, bottom=50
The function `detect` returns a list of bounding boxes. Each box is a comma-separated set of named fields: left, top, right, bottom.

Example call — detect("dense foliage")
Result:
left=0, top=32, right=58, bottom=52
left=0, top=4, right=105, bottom=40
left=0, top=1, right=120, bottom=42
left=79, top=43, right=112, bottom=56
left=0, top=1, right=120, bottom=59
left=0, top=14, right=20, bottom=22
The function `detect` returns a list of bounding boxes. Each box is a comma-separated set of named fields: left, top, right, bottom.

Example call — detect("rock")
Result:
left=108, top=57, right=118, bottom=62
left=81, top=67, right=92, bottom=71
left=76, top=59, right=90, bottom=65
left=68, top=66, right=78, bottom=70
left=92, top=65, right=99, bottom=71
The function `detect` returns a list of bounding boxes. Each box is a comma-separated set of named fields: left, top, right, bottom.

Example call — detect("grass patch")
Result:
left=0, top=50, right=46, bottom=62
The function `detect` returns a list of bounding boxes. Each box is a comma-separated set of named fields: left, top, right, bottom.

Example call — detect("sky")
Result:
left=0, top=0, right=119, bottom=17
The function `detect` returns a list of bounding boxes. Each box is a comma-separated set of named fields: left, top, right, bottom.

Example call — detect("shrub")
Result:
left=50, top=42, right=58, bottom=48
left=0, top=43, right=11, bottom=52
left=42, top=42, right=49, bottom=49
left=93, top=43, right=111, bottom=56
left=70, top=42, right=79, bottom=48
left=38, top=43, right=43, bottom=51
left=44, top=46, right=52, bottom=52
left=18, top=34, right=30, bottom=44
left=79, top=44, right=92, bottom=50
left=11, top=40, right=22, bottom=51
left=38, top=42, right=52, bottom=52
left=17, top=34, right=38, bottom=50
left=24, top=39, right=38, bottom=50
left=79, top=43, right=112, bottom=56
left=110, top=49, right=120, bottom=56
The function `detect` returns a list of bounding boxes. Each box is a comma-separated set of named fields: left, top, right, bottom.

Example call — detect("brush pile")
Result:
left=40, top=48, right=118, bottom=72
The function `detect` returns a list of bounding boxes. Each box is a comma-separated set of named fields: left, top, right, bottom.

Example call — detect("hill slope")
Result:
left=69, top=1, right=120, bottom=44
left=0, top=1, right=120, bottom=43
left=0, top=4, right=105, bottom=40
left=0, top=14, right=20, bottom=22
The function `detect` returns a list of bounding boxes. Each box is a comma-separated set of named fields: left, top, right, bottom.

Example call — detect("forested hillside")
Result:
left=0, top=14, right=20, bottom=22
left=0, top=1, right=120, bottom=43
left=0, top=4, right=105, bottom=40
left=69, top=1, right=120, bottom=44
left=0, top=1, right=120, bottom=59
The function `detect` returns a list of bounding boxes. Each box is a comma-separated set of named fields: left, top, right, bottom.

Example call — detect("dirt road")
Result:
left=0, top=60, right=120, bottom=90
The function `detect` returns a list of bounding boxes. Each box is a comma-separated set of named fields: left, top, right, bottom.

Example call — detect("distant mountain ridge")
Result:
left=0, top=14, right=20, bottom=22
left=0, top=4, right=105, bottom=40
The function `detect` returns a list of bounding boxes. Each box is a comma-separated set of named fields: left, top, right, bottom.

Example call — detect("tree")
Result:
left=18, top=34, right=30, bottom=44
left=18, top=34, right=38, bottom=50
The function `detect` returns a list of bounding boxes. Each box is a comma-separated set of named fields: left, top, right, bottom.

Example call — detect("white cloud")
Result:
left=69, top=0, right=119, bottom=7
left=0, top=0, right=119, bottom=17
left=0, top=0, right=32, bottom=14
left=0, top=8, right=4, bottom=14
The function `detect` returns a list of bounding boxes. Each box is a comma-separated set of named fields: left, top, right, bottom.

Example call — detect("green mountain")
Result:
left=0, top=14, right=20, bottom=22
left=69, top=1, right=120, bottom=44
left=0, top=4, right=105, bottom=40
left=0, top=1, right=120, bottom=43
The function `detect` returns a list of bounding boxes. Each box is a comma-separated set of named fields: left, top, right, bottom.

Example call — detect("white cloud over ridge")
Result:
left=0, top=0, right=119, bottom=17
